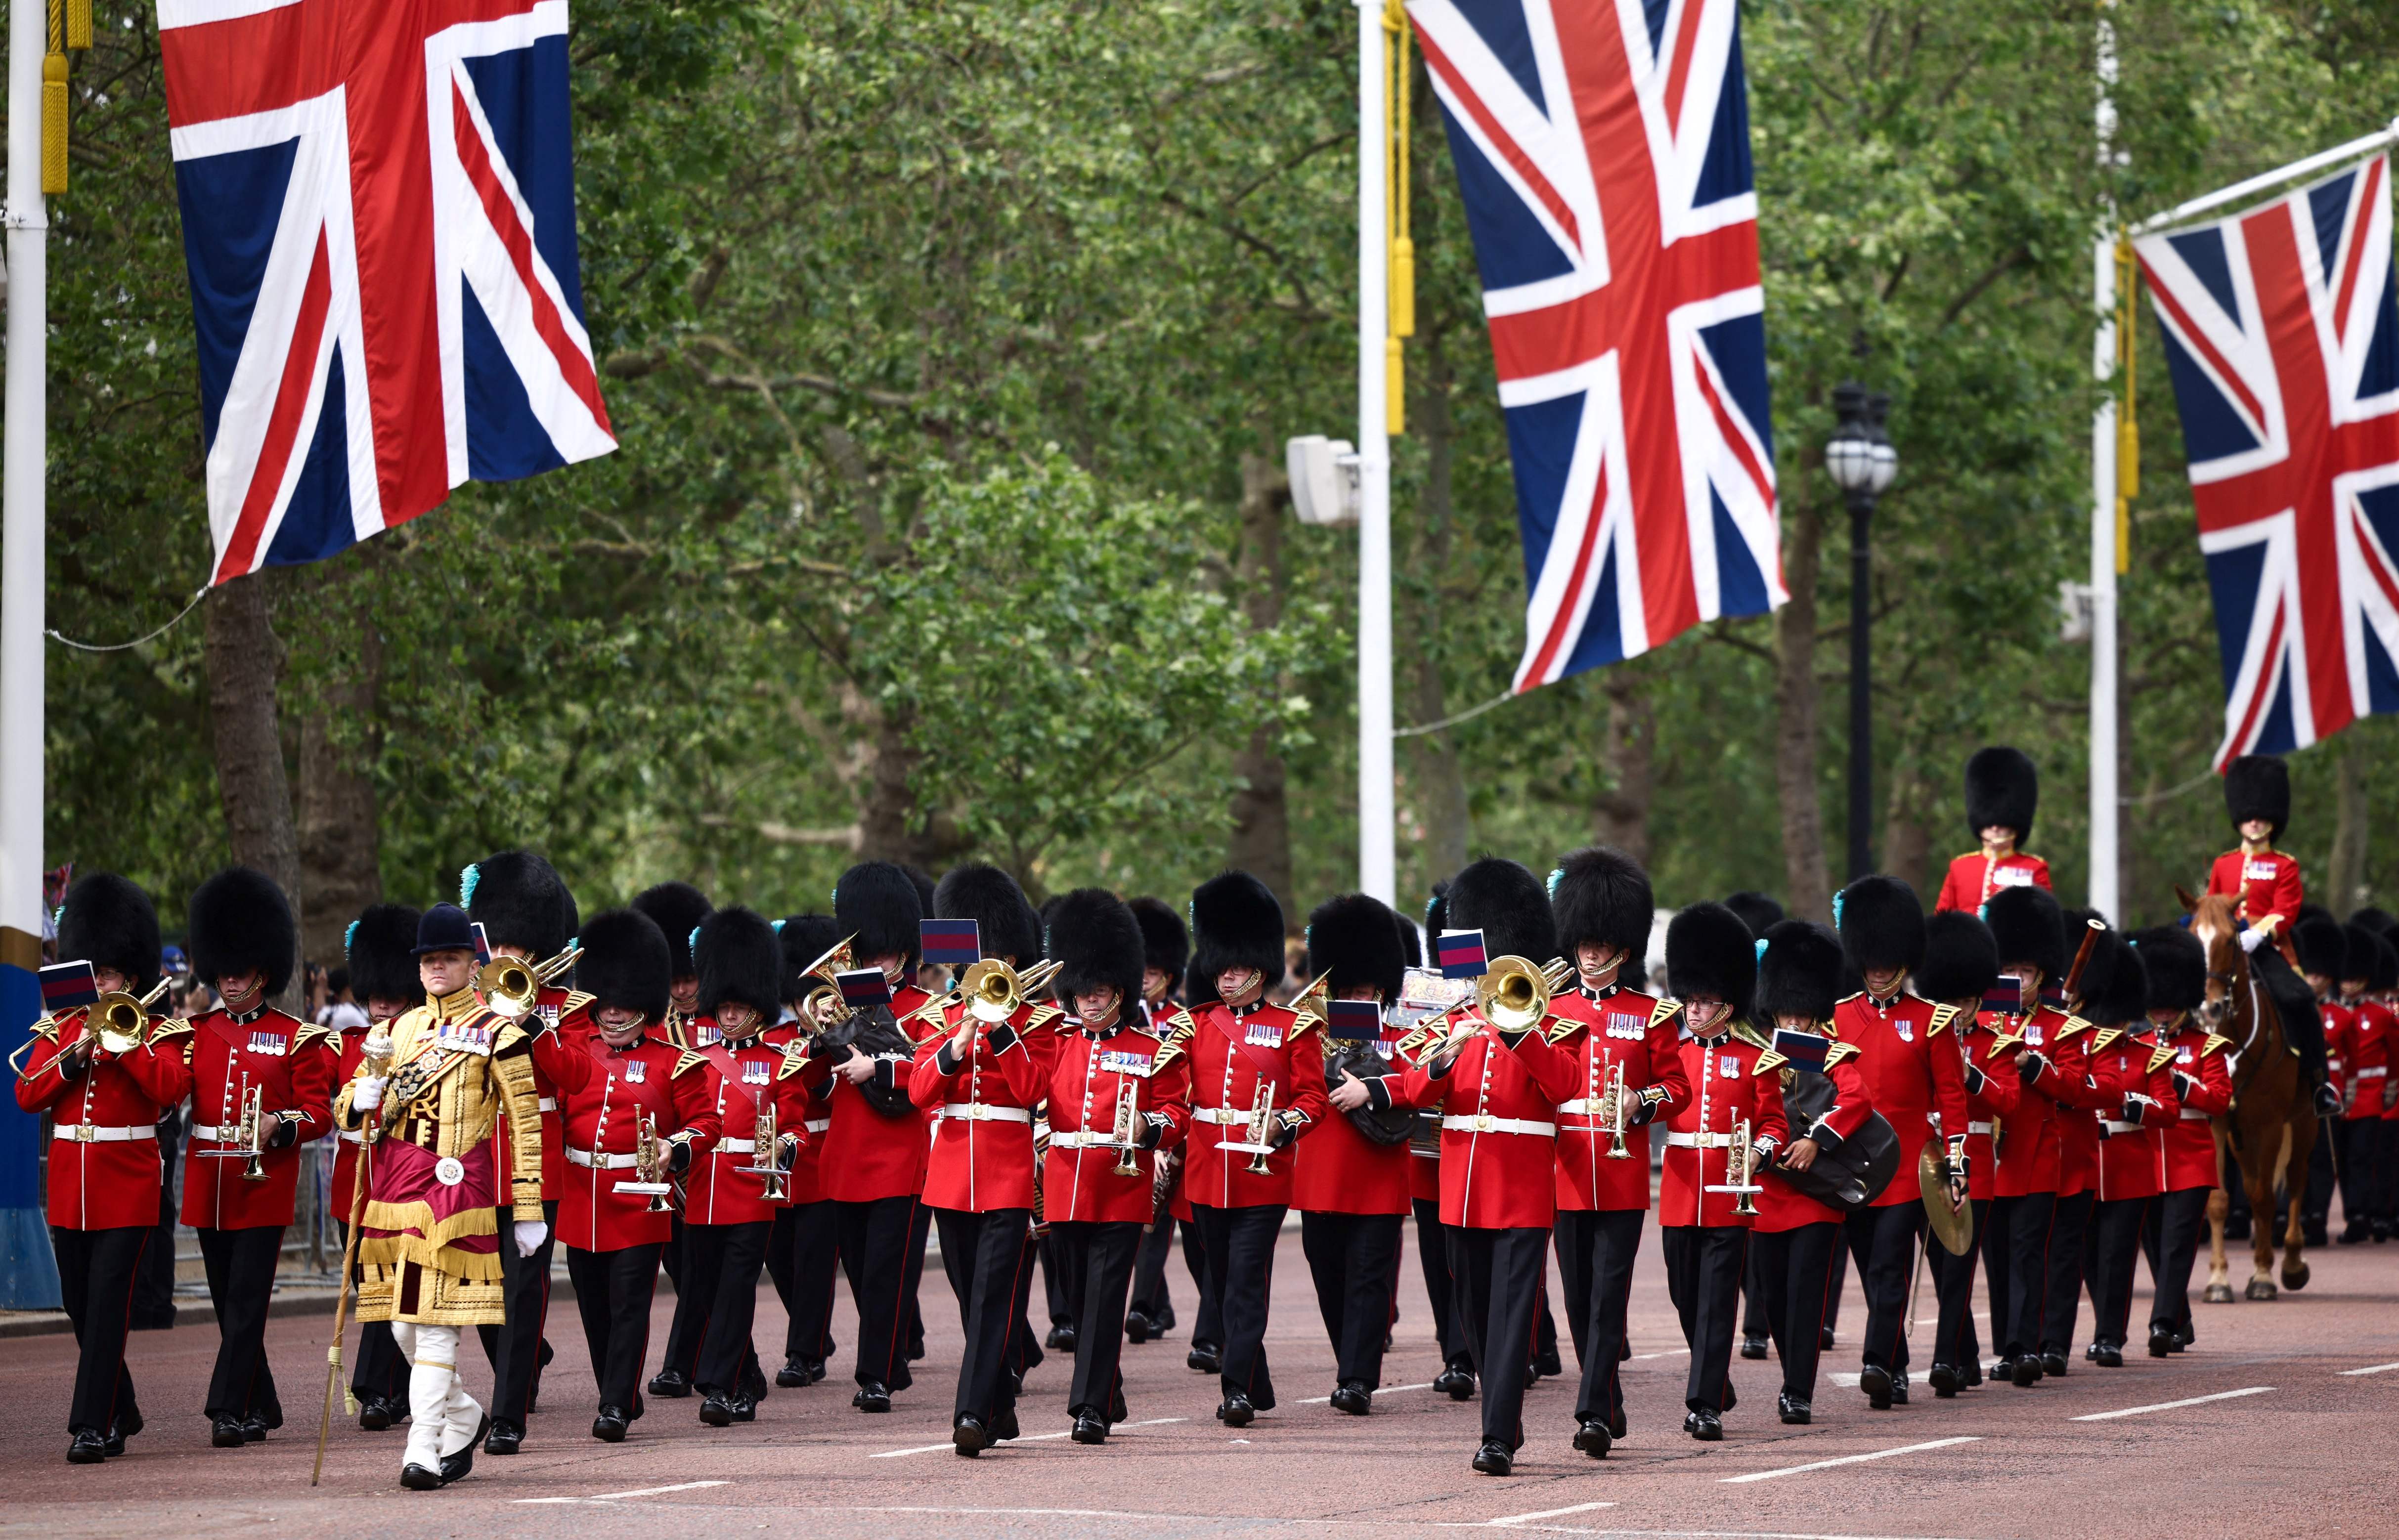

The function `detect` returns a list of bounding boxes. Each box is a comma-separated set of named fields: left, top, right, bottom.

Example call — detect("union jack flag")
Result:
left=1405, top=0, right=1781, bottom=692
left=158, top=0, right=616, bottom=585
left=2134, top=155, right=2399, bottom=767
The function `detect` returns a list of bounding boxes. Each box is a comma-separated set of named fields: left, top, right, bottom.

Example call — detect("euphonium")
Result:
left=476, top=944, right=584, bottom=1021
left=1110, top=1079, right=1142, bottom=1178
left=1477, top=955, right=1554, bottom=1033
left=91, top=979, right=172, bottom=1057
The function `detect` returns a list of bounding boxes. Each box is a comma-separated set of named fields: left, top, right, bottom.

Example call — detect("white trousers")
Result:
left=391, top=1322, right=483, bottom=1474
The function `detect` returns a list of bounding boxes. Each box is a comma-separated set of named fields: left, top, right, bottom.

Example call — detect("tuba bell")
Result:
left=91, top=979, right=173, bottom=1057
left=1477, top=955, right=1555, bottom=1033
left=796, top=936, right=859, bottom=1034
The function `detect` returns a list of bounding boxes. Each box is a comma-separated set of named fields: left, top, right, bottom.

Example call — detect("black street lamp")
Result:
left=1825, top=383, right=1897, bottom=884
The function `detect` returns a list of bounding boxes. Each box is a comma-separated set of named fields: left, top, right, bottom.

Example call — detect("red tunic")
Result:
left=1934, top=850, right=2053, bottom=913
left=910, top=1001, right=1057, bottom=1213
left=2092, top=1029, right=2177, bottom=1200
left=1831, top=991, right=1973, bottom=1207
left=820, top=984, right=934, bottom=1204
left=2158, top=1023, right=2232, bottom=1191
left=536, top=1016, right=719, bottom=1251
left=1179, top=1001, right=1331, bottom=1211
left=1292, top=1034, right=1417, bottom=1218
left=1755, top=1033, right=1872, bottom=1233
left=1399, top=1014, right=1580, bottom=1230
left=1549, top=986, right=1690, bottom=1213
left=2373, top=1002, right=2399, bottom=1121
left=499, top=983, right=577, bottom=1202
left=2333, top=1001, right=2388, bottom=1121
left=683, top=1020, right=813, bottom=1226
left=178, top=1008, right=336, bottom=1230
left=2206, top=847, right=2304, bottom=936
left=1657, top=1030, right=1788, bottom=1229
left=1045, top=1017, right=1190, bottom=1225
left=15, top=1009, right=191, bottom=1230
left=1959, top=1014, right=2023, bottom=1202
left=1989, top=1004, right=2084, bottom=1198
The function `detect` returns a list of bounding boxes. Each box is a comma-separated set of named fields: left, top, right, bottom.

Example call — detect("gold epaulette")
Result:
left=1545, top=1012, right=1582, bottom=1045
left=28, top=1015, right=57, bottom=1043
left=1288, top=1005, right=1321, bottom=1040
left=1753, top=1048, right=1788, bottom=1074
left=150, top=1017, right=192, bottom=1041
left=493, top=1019, right=535, bottom=1056
left=777, top=1039, right=813, bottom=1080
left=1396, top=1023, right=1438, bottom=1057
left=2058, top=1014, right=2094, bottom=1039
left=1835, top=990, right=1865, bottom=1005
left=1984, top=1029, right=2024, bottom=1056
left=559, top=990, right=595, bottom=1016
left=1149, top=1009, right=1198, bottom=1069
left=1730, top=1020, right=1773, bottom=1052
left=1825, top=1040, right=1863, bottom=1067
left=2201, top=1033, right=2231, bottom=1058
left=1649, top=996, right=1681, bottom=1030
left=1026, top=1004, right=1064, bottom=1034
left=1928, top=1003, right=1960, bottom=1038
left=2148, top=1041, right=2179, bottom=1074
left=673, top=1049, right=708, bottom=1078
left=290, top=1022, right=331, bottom=1054
left=2094, top=1027, right=2124, bottom=1050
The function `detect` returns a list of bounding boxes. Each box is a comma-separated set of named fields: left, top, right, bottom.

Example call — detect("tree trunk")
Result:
left=2328, top=729, right=2368, bottom=917
left=1774, top=483, right=1832, bottom=922
left=1226, top=453, right=1296, bottom=921
left=1406, top=347, right=1471, bottom=883
left=1878, top=755, right=1933, bottom=900
left=204, top=571, right=303, bottom=1010
left=1594, top=671, right=1655, bottom=867
left=855, top=704, right=969, bottom=871
left=297, top=600, right=384, bottom=965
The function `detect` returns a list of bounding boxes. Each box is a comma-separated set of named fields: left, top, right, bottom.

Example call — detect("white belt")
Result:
left=716, top=1139, right=757, bottom=1155
left=52, top=1123, right=155, bottom=1144
left=190, top=1124, right=236, bottom=1142
left=1663, top=1131, right=1735, bottom=1149
left=804, top=1118, right=829, bottom=1133
left=2102, top=1119, right=2144, bottom=1135
left=2359, top=1067, right=2389, bottom=1080
left=2180, top=1108, right=2212, bottom=1122
left=941, top=1104, right=1033, bottom=1124
left=1191, top=1108, right=1244, bottom=1126
left=338, top=1128, right=366, bottom=1144
left=538, top=1097, right=559, bottom=1112
left=1968, top=1121, right=1994, bottom=1135
left=1557, top=1098, right=1600, bottom=1114
left=1047, top=1130, right=1133, bottom=1150
left=1441, top=1114, right=1556, bottom=1137
left=566, top=1146, right=641, bottom=1170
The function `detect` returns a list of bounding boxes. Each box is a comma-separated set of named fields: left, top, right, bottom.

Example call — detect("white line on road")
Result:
left=1484, top=1501, right=1618, bottom=1525
left=2339, top=1361, right=2399, bottom=1376
left=2068, top=1386, right=2274, bottom=1421
left=872, top=1415, right=1186, bottom=1457
left=1629, top=1347, right=1691, bottom=1360
left=1296, top=1380, right=1435, bottom=1405
left=1720, top=1436, right=1981, bottom=1484
left=820, top=1512, right=1966, bottom=1540
left=517, top=1480, right=731, bottom=1505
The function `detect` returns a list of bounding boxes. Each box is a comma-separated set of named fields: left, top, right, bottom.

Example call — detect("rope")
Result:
left=46, top=585, right=208, bottom=651
left=2119, top=767, right=2216, bottom=806
left=1393, top=688, right=1514, bottom=738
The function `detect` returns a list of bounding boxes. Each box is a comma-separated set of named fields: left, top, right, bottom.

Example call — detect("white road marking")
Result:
left=1296, top=1380, right=1435, bottom=1404
left=1629, top=1347, right=1691, bottom=1360
left=871, top=1415, right=1185, bottom=1457
left=517, top=1480, right=731, bottom=1505
left=2069, top=1385, right=2273, bottom=1420
left=2339, top=1361, right=2399, bottom=1376
left=1484, top=1501, right=1618, bottom=1525
left=1828, top=1372, right=1862, bottom=1388
left=1719, top=1435, right=1981, bottom=1483
left=820, top=1513, right=1965, bottom=1540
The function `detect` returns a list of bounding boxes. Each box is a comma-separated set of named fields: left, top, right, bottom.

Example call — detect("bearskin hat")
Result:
left=2366, top=930, right=2399, bottom=995
left=631, top=882, right=711, bottom=980
left=1983, top=884, right=2067, bottom=982
left=901, top=863, right=939, bottom=919
left=577, top=907, right=671, bottom=1023
left=2350, top=906, right=2399, bottom=945
left=2224, top=754, right=2290, bottom=839
left=2342, top=922, right=2389, bottom=986
left=777, top=912, right=842, bottom=1003
left=935, top=863, right=1041, bottom=966
left=1915, top=910, right=2001, bottom=1004
left=187, top=866, right=297, bottom=997
left=1549, top=846, right=1653, bottom=962
left=2081, top=930, right=2148, bottom=1027
left=2293, top=914, right=2347, bottom=980
left=1720, top=891, right=1785, bottom=938
left=1836, top=875, right=1927, bottom=975
left=461, top=850, right=575, bottom=959
left=1397, top=911, right=1423, bottom=969
left=1307, top=893, right=1408, bottom=1003
left=1128, top=896, right=1189, bottom=985
left=1756, top=919, right=1844, bottom=1024
left=1445, top=857, right=1558, bottom=965
left=1045, top=888, right=1147, bottom=1012
left=1189, top=871, right=1286, bottom=987
left=56, top=873, right=161, bottom=992
left=345, top=903, right=423, bottom=1011
left=834, top=861, right=923, bottom=971
left=1964, top=746, right=2040, bottom=843
left=1666, top=902, right=1756, bottom=1015
left=2130, top=926, right=2207, bottom=1016
left=697, top=906, right=785, bottom=1023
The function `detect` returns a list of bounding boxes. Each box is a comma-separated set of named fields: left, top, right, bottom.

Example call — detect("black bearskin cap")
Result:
left=1915, top=911, right=2001, bottom=1005
left=2224, top=755, right=2290, bottom=839
left=1445, top=858, right=1558, bottom=964
left=345, top=903, right=423, bottom=1010
left=935, top=863, right=1041, bottom=966
left=577, top=908, right=671, bottom=1023
left=1128, top=896, right=1189, bottom=982
left=2294, top=914, right=2347, bottom=980
left=1837, top=875, right=1926, bottom=975
left=778, top=913, right=842, bottom=1003
left=835, top=861, right=923, bottom=971
left=901, top=864, right=939, bottom=921
left=1306, top=893, right=1408, bottom=1003
left=1666, top=902, right=1756, bottom=1015
left=1423, top=879, right=1451, bottom=938
left=2342, top=922, right=2386, bottom=984
left=1756, top=919, right=1843, bottom=1024
left=1549, top=846, right=1653, bottom=961
left=1964, top=746, right=2040, bottom=842
left=2129, top=926, right=2207, bottom=1016
left=462, top=850, right=575, bottom=959
left=2081, top=930, right=2147, bottom=1027
left=1189, top=871, right=1285, bottom=987
left=57, top=873, right=161, bottom=993
left=1984, top=885, right=2066, bottom=983
left=187, top=866, right=297, bottom=996
left=1046, top=888, right=1146, bottom=1012
left=1721, top=891, right=1785, bottom=938
left=697, top=906, right=785, bottom=1023
left=2366, top=930, right=2399, bottom=994
left=2350, top=906, right=2399, bottom=945
left=632, top=882, right=711, bottom=980
left=1397, top=911, right=1423, bottom=969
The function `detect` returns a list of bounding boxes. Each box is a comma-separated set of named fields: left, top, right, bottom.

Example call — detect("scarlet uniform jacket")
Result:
left=1988, top=1002, right=2088, bottom=1198
left=489, top=982, right=579, bottom=1202
left=820, top=983, right=936, bottom=1204
left=910, top=998, right=1060, bottom=1213
left=2052, top=1015, right=2123, bottom=1199
left=15, top=1007, right=191, bottom=1230
left=1831, top=991, right=1972, bottom=1208
left=2155, top=1020, right=2231, bottom=1190
left=2206, top=847, right=2304, bottom=935
left=1658, top=1026, right=1788, bottom=1229
left=1959, top=1012, right=2023, bottom=1203
left=1292, top=1029, right=1417, bottom=1218
left=2323, top=998, right=2355, bottom=1109
left=781, top=1055, right=836, bottom=1205
left=179, top=1005, right=336, bottom=1230
left=2092, top=1026, right=2177, bottom=1200
left=1399, top=1011, right=1579, bottom=1230
left=2375, top=1000, right=2399, bottom=1122
left=684, top=1018, right=814, bottom=1226
left=1548, top=984, right=1691, bottom=1213
left=1934, top=850, right=2052, bottom=914
left=1046, top=1013, right=1191, bottom=1225
left=1180, top=998, right=1331, bottom=1210
left=328, top=1017, right=384, bottom=1214
left=2332, top=1000, right=2387, bottom=1121
left=533, top=1010, right=719, bottom=1251
left=1754, top=1028, right=1871, bottom=1233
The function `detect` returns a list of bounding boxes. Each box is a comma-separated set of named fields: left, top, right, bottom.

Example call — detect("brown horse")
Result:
left=2179, top=888, right=2317, bottom=1301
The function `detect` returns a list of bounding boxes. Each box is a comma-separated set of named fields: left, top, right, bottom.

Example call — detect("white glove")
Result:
left=351, top=1076, right=387, bottom=1112
left=2237, top=928, right=2267, bottom=955
left=513, top=1220, right=548, bottom=1258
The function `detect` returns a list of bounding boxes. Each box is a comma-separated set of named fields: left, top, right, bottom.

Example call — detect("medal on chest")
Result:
left=1718, top=1053, right=1740, bottom=1079
left=623, top=1060, right=648, bottom=1084
left=1245, top=1023, right=1283, bottom=1049
left=742, top=1061, right=771, bottom=1085
left=246, top=1028, right=290, bottom=1057
left=1100, top=1049, right=1153, bottom=1077
left=1606, top=1012, right=1644, bottom=1041
left=2025, top=1025, right=2045, bottom=1047
left=2245, top=858, right=2279, bottom=883
left=1992, top=863, right=2033, bottom=888
left=1895, top=1019, right=1914, bottom=1044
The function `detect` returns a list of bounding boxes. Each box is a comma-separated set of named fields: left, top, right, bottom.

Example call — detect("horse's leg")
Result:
left=2282, top=1112, right=2315, bottom=1290
left=2203, top=1187, right=2234, bottom=1304
left=2244, top=1124, right=2283, bottom=1300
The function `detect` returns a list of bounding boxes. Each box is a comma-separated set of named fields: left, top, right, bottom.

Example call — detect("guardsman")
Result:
left=2302, top=916, right=2367, bottom=1241
left=530, top=907, right=717, bottom=1442
left=1041, top=888, right=1190, bottom=1443
left=1547, top=847, right=1689, bottom=1457
left=336, top=902, right=547, bottom=1490
left=1720, top=892, right=1782, bottom=1369
left=1934, top=747, right=2054, bottom=912
left=1123, top=895, right=1192, bottom=1346
left=632, top=880, right=712, bottom=1399
left=178, top=867, right=334, bottom=1449
left=767, top=912, right=843, bottom=1388
left=460, top=850, right=578, bottom=1454
left=1750, top=920, right=1871, bottom=1427
left=2334, top=924, right=2395, bottom=1243
left=1293, top=893, right=1417, bottom=1418
left=1980, top=885, right=2086, bottom=1385
left=1400, top=858, right=1577, bottom=1476
left=18, top=875, right=191, bottom=1464
left=2363, top=931, right=2399, bottom=1240
left=2084, top=930, right=2173, bottom=1366
left=338, top=903, right=423, bottom=1432
left=2206, top=756, right=2332, bottom=1115
left=1913, top=910, right=2015, bottom=1397
left=1657, top=902, right=1787, bottom=1442
left=910, top=863, right=1055, bottom=1456
left=1181, top=870, right=1329, bottom=1430
left=2294, top=914, right=2348, bottom=1246
left=2130, top=926, right=2229, bottom=1356
left=1831, top=876, right=1969, bottom=1410
left=2043, top=907, right=2132, bottom=1378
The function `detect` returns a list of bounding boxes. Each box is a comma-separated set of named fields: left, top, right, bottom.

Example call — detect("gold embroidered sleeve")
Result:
left=493, top=1050, right=545, bottom=1221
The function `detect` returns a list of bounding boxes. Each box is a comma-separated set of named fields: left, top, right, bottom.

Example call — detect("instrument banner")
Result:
left=39, top=963, right=98, bottom=1014
left=920, top=920, right=981, bottom=968
left=1436, top=930, right=1488, bottom=980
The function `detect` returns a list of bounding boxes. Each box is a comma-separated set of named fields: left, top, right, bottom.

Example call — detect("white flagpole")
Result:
left=2087, top=5, right=2120, bottom=924
left=2, top=0, right=49, bottom=970
left=1357, top=0, right=1396, bottom=907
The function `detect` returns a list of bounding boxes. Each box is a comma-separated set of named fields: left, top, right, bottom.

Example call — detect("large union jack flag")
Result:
left=1405, top=0, right=1780, bottom=693
left=158, top=0, right=615, bottom=585
left=2134, top=155, right=2399, bottom=768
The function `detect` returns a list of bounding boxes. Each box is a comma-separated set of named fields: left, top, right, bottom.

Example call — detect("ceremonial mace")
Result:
left=313, top=1027, right=394, bottom=1486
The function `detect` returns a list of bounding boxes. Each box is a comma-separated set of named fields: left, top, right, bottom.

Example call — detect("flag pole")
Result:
left=1356, top=0, right=1395, bottom=907
left=2087, top=3, right=2121, bottom=925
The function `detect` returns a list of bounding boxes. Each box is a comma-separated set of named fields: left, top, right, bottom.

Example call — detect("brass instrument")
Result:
left=1728, top=1118, right=1759, bottom=1216
left=796, top=936, right=859, bottom=1031
left=1110, top=1079, right=1143, bottom=1178
left=91, top=979, right=172, bottom=1056
left=615, top=1111, right=672, bottom=1212
left=1219, top=1079, right=1278, bottom=1177
left=476, top=944, right=583, bottom=1021
left=733, top=1096, right=789, bottom=1202
left=1604, top=1059, right=1634, bottom=1161
left=961, top=957, right=1064, bottom=1024
left=1477, top=955, right=1556, bottom=1033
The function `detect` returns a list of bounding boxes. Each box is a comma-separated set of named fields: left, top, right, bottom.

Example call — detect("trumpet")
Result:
left=732, top=1098, right=790, bottom=1203
left=1239, top=1080, right=1276, bottom=1176
left=1729, top=1119, right=1759, bottom=1216
left=476, top=944, right=584, bottom=1021
left=1110, top=1079, right=1143, bottom=1178
left=1604, top=1060, right=1634, bottom=1161
left=961, top=957, right=1064, bottom=1024
left=90, top=979, right=173, bottom=1057
left=615, top=1111, right=672, bottom=1212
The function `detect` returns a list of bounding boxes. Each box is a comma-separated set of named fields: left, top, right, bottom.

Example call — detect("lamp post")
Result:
left=1824, top=384, right=1897, bottom=883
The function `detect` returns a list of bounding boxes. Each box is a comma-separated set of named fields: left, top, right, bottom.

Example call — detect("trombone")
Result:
left=91, top=979, right=173, bottom=1056
left=476, top=944, right=583, bottom=1021
left=961, top=957, right=1063, bottom=1025
left=1431, top=955, right=1572, bottom=1067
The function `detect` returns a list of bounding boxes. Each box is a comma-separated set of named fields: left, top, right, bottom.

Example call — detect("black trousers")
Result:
left=1926, top=1199, right=1988, bottom=1369
left=2087, top=1196, right=2151, bottom=1346
left=1986, top=1192, right=2055, bottom=1357
left=768, top=1198, right=841, bottom=1365
left=659, top=1213, right=706, bottom=1382
left=566, top=1242, right=660, bottom=1416
left=2336, top=1118, right=2378, bottom=1229
left=335, top=1221, right=404, bottom=1406
left=2305, top=1119, right=2336, bottom=1229
left=2043, top=1190, right=2092, bottom=1354
left=1554, top=1208, right=1642, bottom=1425
left=133, top=1123, right=179, bottom=1330
left=1048, top=1219, right=1142, bottom=1419
left=685, top=1220, right=773, bottom=1396
left=1751, top=1221, right=1839, bottom=1401
left=2372, top=1120, right=2399, bottom=1224
left=1183, top=1217, right=1222, bottom=1351
left=1192, top=1203, right=1285, bottom=1409
left=53, top=1226, right=146, bottom=1434
left=2141, top=1186, right=2210, bottom=1334
left=1412, top=1198, right=1469, bottom=1370
left=1662, top=1224, right=1746, bottom=1414
left=1127, top=1216, right=1177, bottom=1327
left=1740, top=1236, right=1771, bottom=1341
left=934, top=1206, right=1034, bottom=1425
left=1843, top=1202, right=1923, bottom=1376
left=1299, top=1209, right=1402, bottom=1389
left=479, top=1198, right=556, bottom=1424
left=197, top=1225, right=283, bottom=1424
left=835, top=1195, right=925, bottom=1391
left=906, top=1199, right=932, bottom=1356
left=1039, top=1227, right=1075, bottom=1328
left=1446, top=1224, right=1547, bottom=1447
